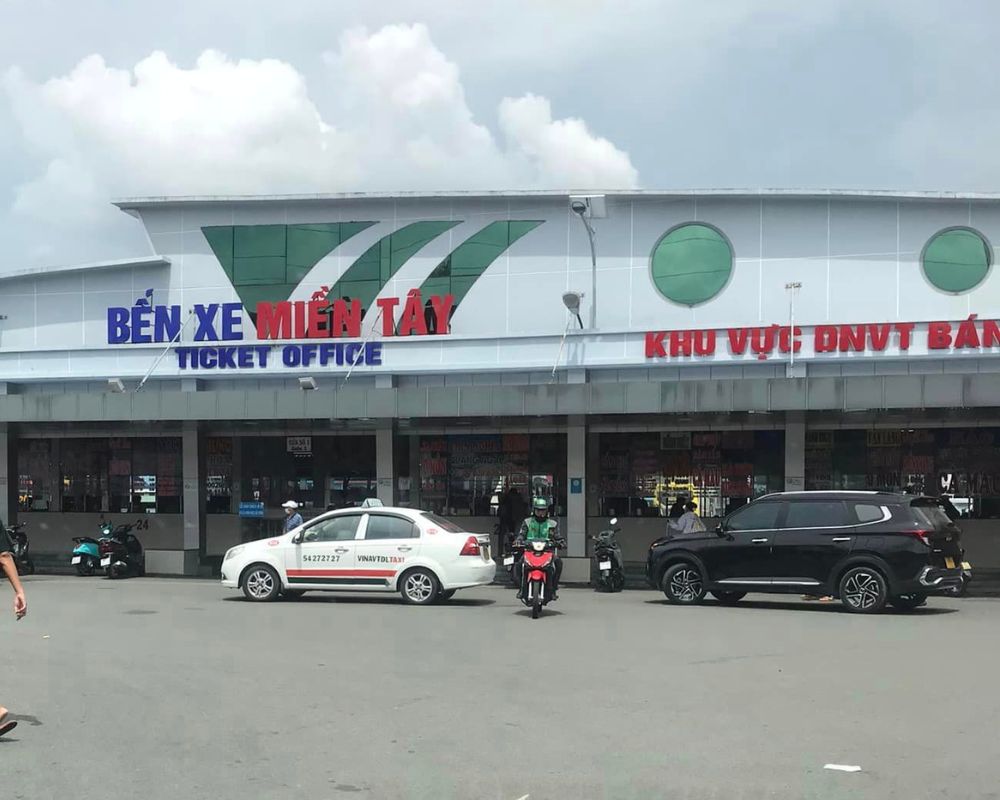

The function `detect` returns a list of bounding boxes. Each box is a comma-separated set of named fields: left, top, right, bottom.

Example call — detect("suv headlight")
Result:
left=224, top=545, right=245, bottom=562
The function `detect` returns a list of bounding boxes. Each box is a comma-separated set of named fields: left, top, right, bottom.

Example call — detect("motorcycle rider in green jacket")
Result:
left=516, top=497, right=563, bottom=599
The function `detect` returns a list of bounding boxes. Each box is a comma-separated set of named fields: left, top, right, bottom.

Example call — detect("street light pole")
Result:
left=785, top=281, right=802, bottom=370
left=571, top=201, right=598, bottom=328
left=585, top=216, right=597, bottom=329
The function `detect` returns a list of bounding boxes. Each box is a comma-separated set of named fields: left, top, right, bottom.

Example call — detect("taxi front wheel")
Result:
left=242, top=564, right=281, bottom=602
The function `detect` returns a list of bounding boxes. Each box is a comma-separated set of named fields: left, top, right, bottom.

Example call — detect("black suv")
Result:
left=646, top=491, right=964, bottom=613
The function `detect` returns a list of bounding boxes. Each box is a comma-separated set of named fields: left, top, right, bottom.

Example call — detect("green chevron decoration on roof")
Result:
left=203, top=219, right=544, bottom=323
left=418, top=220, right=544, bottom=306
left=324, top=220, right=461, bottom=310
left=202, top=222, right=374, bottom=310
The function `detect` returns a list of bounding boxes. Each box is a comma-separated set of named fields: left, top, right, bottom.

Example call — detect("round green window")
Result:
left=921, top=227, right=992, bottom=293
left=650, top=223, right=733, bottom=306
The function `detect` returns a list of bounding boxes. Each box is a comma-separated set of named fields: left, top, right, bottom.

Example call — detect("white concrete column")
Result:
left=784, top=411, right=806, bottom=491
left=0, top=424, right=12, bottom=526
left=566, top=418, right=587, bottom=558
left=181, top=422, right=203, bottom=574
left=376, top=426, right=394, bottom=505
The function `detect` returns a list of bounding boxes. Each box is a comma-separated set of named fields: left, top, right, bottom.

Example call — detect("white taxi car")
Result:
left=221, top=506, right=496, bottom=604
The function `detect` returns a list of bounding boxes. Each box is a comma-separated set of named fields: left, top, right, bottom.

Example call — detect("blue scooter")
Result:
left=71, top=521, right=111, bottom=576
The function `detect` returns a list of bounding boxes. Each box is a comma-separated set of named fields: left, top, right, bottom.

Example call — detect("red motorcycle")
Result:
left=519, top=537, right=562, bottom=619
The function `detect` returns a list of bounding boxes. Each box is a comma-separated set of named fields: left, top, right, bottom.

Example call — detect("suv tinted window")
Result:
left=853, top=503, right=885, bottom=524
left=782, top=501, right=850, bottom=528
left=304, top=515, right=361, bottom=542
left=364, top=515, right=418, bottom=540
left=726, top=501, right=780, bottom=531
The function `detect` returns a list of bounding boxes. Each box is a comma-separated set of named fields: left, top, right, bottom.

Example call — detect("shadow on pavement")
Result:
left=7, top=714, right=42, bottom=726
left=514, top=608, right=564, bottom=618
left=643, top=598, right=958, bottom=615
left=222, top=595, right=496, bottom=607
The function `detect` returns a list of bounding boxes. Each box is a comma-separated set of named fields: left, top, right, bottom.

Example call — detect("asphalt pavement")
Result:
left=2, top=576, right=999, bottom=800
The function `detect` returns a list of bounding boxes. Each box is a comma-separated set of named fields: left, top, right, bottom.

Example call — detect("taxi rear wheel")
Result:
left=400, top=568, right=440, bottom=605
left=242, top=564, right=281, bottom=602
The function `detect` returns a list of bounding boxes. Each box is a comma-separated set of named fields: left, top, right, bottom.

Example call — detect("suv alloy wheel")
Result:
left=662, top=563, right=706, bottom=605
left=838, top=566, right=888, bottom=614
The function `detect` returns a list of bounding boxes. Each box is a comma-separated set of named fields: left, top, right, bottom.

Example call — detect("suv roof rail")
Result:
left=773, top=490, right=882, bottom=496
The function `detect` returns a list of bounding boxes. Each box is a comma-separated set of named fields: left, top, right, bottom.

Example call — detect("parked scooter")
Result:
left=5, top=523, right=34, bottom=575
left=71, top=534, right=103, bottom=576
left=592, top=517, right=625, bottom=592
left=518, top=533, right=564, bottom=619
left=99, top=522, right=145, bottom=579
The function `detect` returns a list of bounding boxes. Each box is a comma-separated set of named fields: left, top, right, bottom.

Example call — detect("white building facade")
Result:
left=3, top=190, right=1000, bottom=577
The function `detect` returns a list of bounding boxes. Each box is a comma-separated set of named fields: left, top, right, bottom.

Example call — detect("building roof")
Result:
left=113, top=188, right=1000, bottom=210
left=0, top=255, right=170, bottom=283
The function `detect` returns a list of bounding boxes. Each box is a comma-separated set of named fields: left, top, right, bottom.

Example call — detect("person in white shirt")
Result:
left=669, top=501, right=704, bottom=534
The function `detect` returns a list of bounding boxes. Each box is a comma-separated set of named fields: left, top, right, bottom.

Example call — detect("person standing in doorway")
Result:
left=498, top=489, right=511, bottom=532
left=1, top=521, right=27, bottom=736
left=499, top=487, right=525, bottom=555
left=506, top=488, right=527, bottom=532
left=282, top=500, right=304, bottom=532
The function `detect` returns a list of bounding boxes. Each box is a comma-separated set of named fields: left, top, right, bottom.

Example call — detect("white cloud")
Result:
left=1, top=23, right=638, bottom=267
left=499, top=94, right=638, bottom=189
left=6, top=49, right=356, bottom=198
left=323, top=23, right=510, bottom=189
